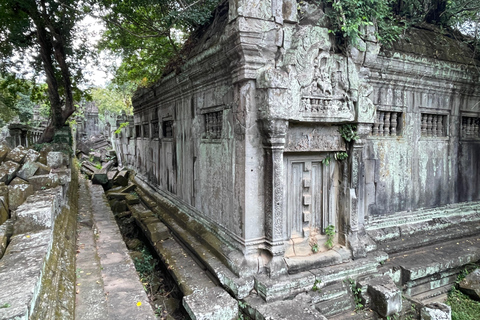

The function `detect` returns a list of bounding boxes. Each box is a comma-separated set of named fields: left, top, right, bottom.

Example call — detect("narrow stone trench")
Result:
left=74, top=175, right=187, bottom=319
left=108, top=194, right=187, bottom=319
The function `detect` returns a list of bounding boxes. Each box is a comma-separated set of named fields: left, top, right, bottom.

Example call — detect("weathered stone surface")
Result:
left=459, top=269, right=480, bottom=300
left=248, top=298, right=327, bottom=320
left=0, top=196, right=8, bottom=225
left=24, top=149, right=40, bottom=163
left=36, top=162, right=51, bottom=175
left=0, top=160, right=20, bottom=184
left=0, top=143, right=10, bottom=163
left=183, top=287, right=238, bottom=320
left=27, top=173, right=60, bottom=191
left=13, top=189, right=57, bottom=234
left=92, top=172, right=108, bottom=185
left=421, top=302, right=451, bottom=320
left=0, top=230, right=51, bottom=320
left=47, top=151, right=66, bottom=169
left=8, top=177, right=34, bottom=210
left=5, top=145, right=27, bottom=164
left=367, top=276, right=402, bottom=317
left=0, top=220, right=12, bottom=259
left=51, top=168, right=71, bottom=185
left=113, top=170, right=129, bottom=187
left=125, top=193, right=139, bottom=205
left=17, top=160, right=40, bottom=180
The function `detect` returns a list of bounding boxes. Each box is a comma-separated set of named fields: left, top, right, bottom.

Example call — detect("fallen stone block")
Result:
left=0, top=160, right=21, bottom=184
left=459, top=268, right=480, bottom=301
left=47, top=151, right=66, bottom=169
left=367, top=275, right=402, bottom=317
left=0, top=220, right=12, bottom=259
left=125, top=193, right=140, bottom=205
left=24, top=149, right=40, bottom=163
left=0, top=143, right=10, bottom=163
left=183, top=287, right=238, bottom=320
left=0, top=197, right=8, bottom=226
left=13, top=198, right=54, bottom=234
left=51, top=168, right=71, bottom=185
left=421, top=302, right=451, bottom=320
left=92, top=172, right=108, bottom=185
left=248, top=298, right=327, bottom=320
left=113, top=170, right=129, bottom=187
left=36, top=162, right=51, bottom=175
left=27, top=173, right=60, bottom=191
left=8, top=178, right=34, bottom=210
left=0, top=183, right=8, bottom=208
left=106, top=192, right=129, bottom=200
left=17, top=160, right=40, bottom=180
left=5, top=145, right=27, bottom=164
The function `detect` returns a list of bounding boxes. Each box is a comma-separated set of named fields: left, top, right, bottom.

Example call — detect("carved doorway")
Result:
left=284, top=154, right=337, bottom=255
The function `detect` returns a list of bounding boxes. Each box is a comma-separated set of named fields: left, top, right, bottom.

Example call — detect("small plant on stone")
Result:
left=334, top=152, right=348, bottom=161
left=312, top=279, right=322, bottom=292
left=309, top=233, right=319, bottom=253
left=346, top=278, right=363, bottom=311
left=325, top=225, right=335, bottom=249
left=0, top=303, right=10, bottom=308
left=339, top=124, right=359, bottom=142
left=94, top=162, right=102, bottom=170
left=321, top=156, right=331, bottom=166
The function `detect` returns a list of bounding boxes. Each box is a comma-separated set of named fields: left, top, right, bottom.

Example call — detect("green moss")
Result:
left=446, top=288, right=480, bottom=320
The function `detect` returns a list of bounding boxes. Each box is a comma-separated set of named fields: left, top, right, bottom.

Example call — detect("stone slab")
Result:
left=247, top=298, right=327, bottom=320
left=24, top=149, right=40, bottom=163
left=5, top=146, right=27, bottom=164
left=8, top=178, right=34, bottom=210
left=367, top=275, right=402, bottom=317
left=0, top=161, right=20, bottom=184
left=421, top=302, right=451, bottom=320
left=27, top=173, right=60, bottom=192
left=0, top=197, right=8, bottom=226
left=459, top=268, right=480, bottom=300
left=47, top=151, right=66, bottom=169
left=17, top=161, right=40, bottom=181
left=183, top=287, right=238, bottom=320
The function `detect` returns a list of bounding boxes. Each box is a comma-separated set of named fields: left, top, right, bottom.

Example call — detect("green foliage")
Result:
left=115, top=121, right=130, bottom=135
left=325, top=225, right=335, bottom=249
left=321, top=155, right=331, bottom=166
left=312, top=279, right=322, bottom=292
left=97, top=0, right=219, bottom=86
left=446, top=287, right=480, bottom=320
left=133, top=247, right=158, bottom=295
left=339, top=124, right=359, bottom=142
left=335, top=152, right=348, bottom=161
left=0, top=303, right=10, bottom=309
left=311, top=243, right=319, bottom=253
left=346, top=278, right=364, bottom=311
left=94, top=162, right=102, bottom=170
left=91, top=82, right=135, bottom=118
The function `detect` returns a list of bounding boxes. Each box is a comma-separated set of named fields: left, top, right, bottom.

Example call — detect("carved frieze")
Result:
left=285, top=125, right=346, bottom=152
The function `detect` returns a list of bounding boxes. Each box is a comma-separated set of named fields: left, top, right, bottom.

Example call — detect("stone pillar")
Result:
left=261, top=118, right=288, bottom=277
left=346, top=123, right=371, bottom=258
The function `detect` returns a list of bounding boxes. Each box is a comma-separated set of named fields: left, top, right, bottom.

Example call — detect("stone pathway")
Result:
left=75, top=177, right=156, bottom=320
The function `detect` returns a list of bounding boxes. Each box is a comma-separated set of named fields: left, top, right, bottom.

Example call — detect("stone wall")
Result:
left=114, top=0, right=480, bottom=278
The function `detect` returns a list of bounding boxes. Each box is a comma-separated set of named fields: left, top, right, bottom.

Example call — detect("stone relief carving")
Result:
left=285, top=126, right=346, bottom=152
left=299, top=51, right=355, bottom=121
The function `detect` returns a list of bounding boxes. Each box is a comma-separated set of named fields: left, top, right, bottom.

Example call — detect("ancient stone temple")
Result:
left=114, top=0, right=480, bottom=315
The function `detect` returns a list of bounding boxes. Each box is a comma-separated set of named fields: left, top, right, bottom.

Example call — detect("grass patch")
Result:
left=446, top=287, right=480, bottom=320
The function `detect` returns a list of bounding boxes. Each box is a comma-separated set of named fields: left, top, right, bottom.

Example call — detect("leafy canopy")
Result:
left=97, top=0, right=219, bottom=87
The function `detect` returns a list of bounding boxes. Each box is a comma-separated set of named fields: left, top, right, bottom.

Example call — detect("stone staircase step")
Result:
left=315, top=295, right=355, bottom=318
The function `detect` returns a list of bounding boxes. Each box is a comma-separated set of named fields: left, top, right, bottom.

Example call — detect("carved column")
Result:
left=261, top=118, right=288, bottom=277
left=346, top=123, right=371, bottom=259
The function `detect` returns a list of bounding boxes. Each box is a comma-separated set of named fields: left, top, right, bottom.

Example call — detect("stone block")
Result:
left=51, top=168, right=71, bottom=185
left=92, top=173, right=108, bottom=185
left=113, top=170, right=129, bottom=187
left=459, top=268, right=480, bottom=300
left=36, top=162, right=51, bottom=175
left=8, top=178, right=34, bottom=210
left=17, top=161, right=40, bottom=181
left=125, top=193, right=140, bottom=205
left=24, top=149, right=40, bottom=163
left=183, top=287, right=238, bottom=320
left=254, top=299, right=327, bottom=320
left=13, top=198, right=54, bottom=234
left=0, top=197, right=8, bottom=225
left=0, top=143, right=10, bottom=163
left=0, top=160, right=21, bottom=184
left=367, top=275, right=402, bottom=317
left=47, top=151, right=66, bottom=169
left=27, top=173, right=60, bottom=191
left=421, top=302, right=451, bottom=320
left=5, top=146, right=27, bottom=164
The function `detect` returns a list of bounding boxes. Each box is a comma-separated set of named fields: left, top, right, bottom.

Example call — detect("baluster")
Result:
left=474, top=118, right=480, bottom=137
left=437, top=116, right=443, bottom=137
left=379, top=112, right=385, bottom=136
left=426, top=114, right=433, bottom=136
left=421, top=114, right=427, bottom=136
left=384, top=112, right=391, bottom=136
left=432, top=115, right=438, bottom=137
left=391, top=112, right=398, bottom=136
left=466, top=117, right=472, bottom=137
left=372, top=111, right=380, bottom=135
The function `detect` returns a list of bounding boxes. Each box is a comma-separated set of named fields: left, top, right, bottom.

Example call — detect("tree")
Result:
left=0, top=0, right=90, bottom=142
left=91, top=81, right=135, bottom=119
left=97, top=0, right=219, bottom=87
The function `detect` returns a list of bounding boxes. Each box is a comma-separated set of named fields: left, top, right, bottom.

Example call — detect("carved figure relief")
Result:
left=300, top=51, right=354, bottom=121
